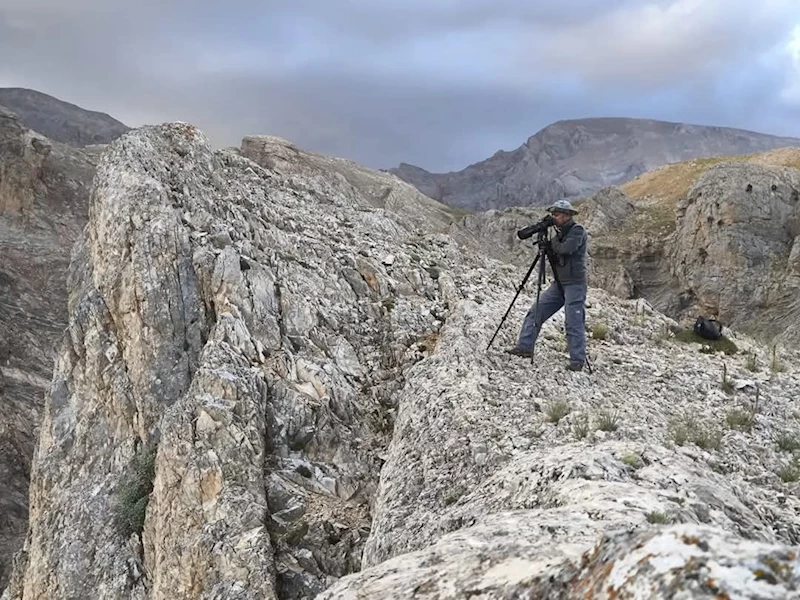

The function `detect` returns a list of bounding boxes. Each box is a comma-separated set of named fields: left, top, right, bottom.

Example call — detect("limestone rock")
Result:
left=0, top=108, right=97, bottom=588
left=2, top=122, right=493, bottom=599
left=671, top=162, right=800, bottom=340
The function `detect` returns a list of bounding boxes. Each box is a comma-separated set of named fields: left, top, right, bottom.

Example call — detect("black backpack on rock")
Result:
left=694, top=316, right=723, bottom=340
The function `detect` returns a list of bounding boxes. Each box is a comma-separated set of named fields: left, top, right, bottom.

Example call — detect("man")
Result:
left=506, top=199, right=588, bottom=371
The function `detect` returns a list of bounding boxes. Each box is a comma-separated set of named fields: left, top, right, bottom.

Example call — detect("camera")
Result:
left=516, top=214, right=555, bottom=240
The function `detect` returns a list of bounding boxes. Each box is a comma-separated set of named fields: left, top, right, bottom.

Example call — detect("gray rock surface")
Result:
left=390, top=117, right=800, bottom=211
left=0, top=108, right=97, bottom=588
left=4, top=121, right=800, bottom=600
left=1, top=122, right=492, bottom=600
left=0, top=88, right=129, bottom=147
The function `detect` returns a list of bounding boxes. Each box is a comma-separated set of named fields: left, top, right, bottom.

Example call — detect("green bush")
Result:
left=114, top=447, right=157, bottom=537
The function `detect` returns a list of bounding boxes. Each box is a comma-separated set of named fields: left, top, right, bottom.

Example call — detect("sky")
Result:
left=3, top=0, right=800, bottom=172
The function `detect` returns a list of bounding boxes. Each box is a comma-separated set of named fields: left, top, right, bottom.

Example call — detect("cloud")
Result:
left=2, top=0, right=800, bottom=171
left=523, top=0, right=800, bottom=89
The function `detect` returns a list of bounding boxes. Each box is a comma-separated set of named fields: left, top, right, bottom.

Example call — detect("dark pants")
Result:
left=517, top=281, right=587, bottom=364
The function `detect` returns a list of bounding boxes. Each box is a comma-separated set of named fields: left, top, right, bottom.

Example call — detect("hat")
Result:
left=547, top=199, right=579, bottom=215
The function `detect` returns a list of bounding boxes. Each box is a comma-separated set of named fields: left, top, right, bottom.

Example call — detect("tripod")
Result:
left=487, top=227, right=562, bottom=362
left=487, top=227, right=593, bottom=371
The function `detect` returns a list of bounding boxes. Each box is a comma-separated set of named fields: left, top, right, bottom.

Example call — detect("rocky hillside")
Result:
left=389, top=117, right=800, bottom=211
left=0, top=108, right=98, bottom=589
left=3, top=122, right=800, bottom=599
left=0, top=88, right=129, bottom=147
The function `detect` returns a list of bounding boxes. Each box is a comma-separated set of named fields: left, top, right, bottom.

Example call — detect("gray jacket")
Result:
left=548, top=219, right=587, bottom=286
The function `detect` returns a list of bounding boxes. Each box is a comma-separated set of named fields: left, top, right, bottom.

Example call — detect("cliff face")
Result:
left=0, top=108, right=97, bottom=588
left=4, top=123, right=800, bottom=600
left=389, top=117, right=800, bottom=211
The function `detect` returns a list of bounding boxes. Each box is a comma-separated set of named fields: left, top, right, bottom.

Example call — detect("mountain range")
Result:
left=0, top=88, right=129, bottom=147
left=389, top=117, right=800, bottom=211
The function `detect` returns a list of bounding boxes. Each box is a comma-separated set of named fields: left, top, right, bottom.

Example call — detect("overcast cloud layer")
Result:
left=3, top=0, right=800, bottom=171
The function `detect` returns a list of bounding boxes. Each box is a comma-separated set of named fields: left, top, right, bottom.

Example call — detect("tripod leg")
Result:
left=486, top=254, right=540, bottom=350
left=530, top=248, right=548, bottom=364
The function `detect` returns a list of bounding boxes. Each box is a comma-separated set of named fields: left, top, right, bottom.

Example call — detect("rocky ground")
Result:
left=3, top=122, right=800, bottom=599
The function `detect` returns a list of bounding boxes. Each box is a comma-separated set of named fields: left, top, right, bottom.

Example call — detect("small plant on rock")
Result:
left=771, top=345, right=787, bottom=373
left=670, top=416, right=722, bottom=451
left=591, top=323, right=609, bottom=340
left=726, top=408, right=755, bottom=432
left=596, top=409, right=621, bottom=432
left=114, top=446, right=157, bottom=538
left=779, top=460, right=800, bottom=483
left=546, top=400, right=571, bottom=424
left=572, top=414, right=590, bottom=440
left=646, top=511, right=670, bottom=524
left=775, top=431, right=800, bottom=453
left=746, top=351, right=760, bottom=372
left=720, top=363, right=735, bottom=394
left=621, top=451, right=643, bottom=469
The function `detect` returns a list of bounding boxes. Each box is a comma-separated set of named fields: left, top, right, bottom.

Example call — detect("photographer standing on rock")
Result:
left=506, top=200, right=589, bottom=371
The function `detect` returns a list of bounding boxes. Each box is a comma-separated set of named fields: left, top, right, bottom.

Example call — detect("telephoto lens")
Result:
left=516, top=214, right=554, bottom=239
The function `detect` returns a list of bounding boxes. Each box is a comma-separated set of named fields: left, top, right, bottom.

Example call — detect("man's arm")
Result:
left=550, top=224, right=586, bottom=255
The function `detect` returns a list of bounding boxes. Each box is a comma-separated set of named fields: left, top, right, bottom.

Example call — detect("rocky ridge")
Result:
left=3, top=123, right=800, bottom=599
left=0, top=107, right=98, bottom=588
left=389, top=117, right=800, bottom=211
left=0, top=88, right=130, bottom=147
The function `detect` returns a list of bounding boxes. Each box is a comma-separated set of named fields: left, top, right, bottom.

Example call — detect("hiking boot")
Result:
left=505, top=346, right=532, bottom=358
left=567, top=361, right=584, bottom=371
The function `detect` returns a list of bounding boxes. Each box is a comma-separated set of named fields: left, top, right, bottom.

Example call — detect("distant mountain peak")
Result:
left=388, top=117, right=800, bottom=212
left=0, top=87, right=129, bottom=147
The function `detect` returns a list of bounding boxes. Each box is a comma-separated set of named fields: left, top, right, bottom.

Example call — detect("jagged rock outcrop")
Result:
left=389, top=117, right=800, bottom=211
left=4, top=122, right=800, bottom=600
left=1, top=122, right=489, bottom=600
left=671, top=162, right=800, bottom=340
left=0, top=88, right=130, bottom=147
left=0, top=108, right=97, bottom=589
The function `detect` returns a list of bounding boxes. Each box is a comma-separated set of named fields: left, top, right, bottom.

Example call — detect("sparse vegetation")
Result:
left=621, top=451, right=643, bottom=469
left=444, top=485, right=466, bottom=506
left=646, top=511, right=670, bottom=524
left=721, top=363, right=735, bottom=394
left=775, top=431, right=800, bottom=453
left=746, top=352, right=760, bottom=372
left=670, top=416, right=722, bottom=451
left=572, top=414, right=590, bottom=440
left=546, top=400, right=571, bottom=424
left=596, top=410, right=621, bottom=432
left=771, top=345, right=787, bottom=373
left=726, top=408, right=755, bottom=432
left=114, top=447, right=157, bottom=537
left=591, top=323, right=609, bottom=340
left=778, top=460, right=800, bottom=483
left=673, top=329, right=738, bottom=355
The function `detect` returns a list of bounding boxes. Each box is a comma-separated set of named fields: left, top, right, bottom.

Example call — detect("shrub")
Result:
left=114, top=447, right=157, bottom=537
left=591, top=323, right=609, bottom=340
left=546, top=400, right=571, bottom=424
left=596, top=410, right=621, bottom=432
